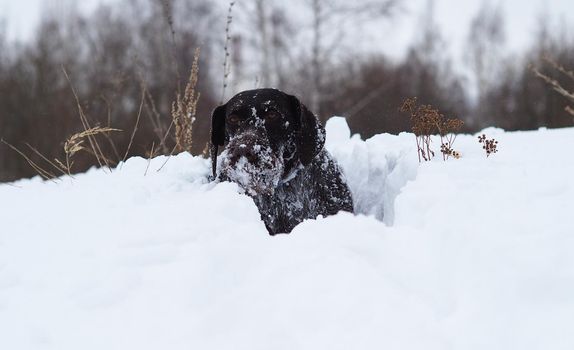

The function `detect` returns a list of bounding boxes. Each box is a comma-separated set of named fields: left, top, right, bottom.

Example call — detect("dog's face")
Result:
left=211, top=88, right=325, bottom=196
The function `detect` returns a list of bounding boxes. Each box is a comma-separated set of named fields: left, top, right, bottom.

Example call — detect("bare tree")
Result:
left=476, top=15, right=574, bottom=131
left=232, top=0, right=295, bottom=92
left=465, top=1, right=506, bottom=102
left=533, top=57, right=574, bottom=117
left=233, top=0, right=400, bottom=117
left=307, top=0, right=400, bottom=117
left=319, top=0, right=468, bottom=138
left=268, top=8, right=295, bottom=89
left=310, top=0, right=323, bottom=114
left=0, top=0, right=219, bottom=182
left=255, top=0, right=271, bottom=86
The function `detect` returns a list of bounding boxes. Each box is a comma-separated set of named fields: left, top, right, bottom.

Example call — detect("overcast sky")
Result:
left=1, top=0, right=572, bottom=64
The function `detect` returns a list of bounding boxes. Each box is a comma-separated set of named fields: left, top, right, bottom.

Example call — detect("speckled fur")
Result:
left=253, top=151, right=353, bottom=234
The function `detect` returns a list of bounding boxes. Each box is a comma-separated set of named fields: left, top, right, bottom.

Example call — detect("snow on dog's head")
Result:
left=218, top=130, right=284, bottom=196
left=210, top=88, right=326, bottom=197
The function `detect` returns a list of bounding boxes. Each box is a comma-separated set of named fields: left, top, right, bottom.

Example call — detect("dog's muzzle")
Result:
left=218, top=131, right=284, bottom=196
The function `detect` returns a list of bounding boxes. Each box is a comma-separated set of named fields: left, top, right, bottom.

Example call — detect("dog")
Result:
left=210, top=88, right=353, bottom=235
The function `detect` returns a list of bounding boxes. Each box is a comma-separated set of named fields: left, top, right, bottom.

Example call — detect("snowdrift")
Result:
left=1, top=119, right=573, bottom=350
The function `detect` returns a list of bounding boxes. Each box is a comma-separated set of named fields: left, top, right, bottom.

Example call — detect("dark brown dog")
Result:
left=211, top=88, right=353, bottom=234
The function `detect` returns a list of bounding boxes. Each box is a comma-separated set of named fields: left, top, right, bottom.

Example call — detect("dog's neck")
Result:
left=280, top=163, right=304, bottom=185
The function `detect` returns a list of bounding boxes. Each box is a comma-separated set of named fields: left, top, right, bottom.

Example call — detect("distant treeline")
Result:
left=0, top=0, right=573, bottom=182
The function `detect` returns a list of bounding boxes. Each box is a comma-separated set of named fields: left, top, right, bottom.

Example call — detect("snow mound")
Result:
left=1, top=119, right=574, bottom=350
left=325, top=117, right=418, bottom=223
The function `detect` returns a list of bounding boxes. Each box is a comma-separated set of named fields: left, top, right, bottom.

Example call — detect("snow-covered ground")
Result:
left=1, top=118, right=573, bottom=349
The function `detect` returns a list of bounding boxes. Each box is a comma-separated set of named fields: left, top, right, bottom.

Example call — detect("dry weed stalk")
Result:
left=100, top=95, right=122, bottom=163
left=143, top=85, right=170, bottom=154
left=1, top=68, right=123, bottom=181
left=220, top=1, right=235, bottom=104
left=64, top=127, right=121, bottom=174
left=478, top=134, right=498, bottom=157
left=121, top=86, right=146, bottom=165
left=437, top=118, right=464, bottom=160
left=5, top=124, right=133, bottom=182
left=144, top=142, right=156, bottom=176
left=1, top=139, right=58, bottom=181
left=24, top=142, right=68, bottom=177
left=156, top=48, right=201, bottom=172
left=172, top=47, right=201, bottom=154
left=400, top=98, right=432, bottom=162
left=62, top=67, right=115, bottom=170
left=532, top=57, right=574, bottom=117
left=161, top=0, right=182, bottom=93
left=400, top=97, right=464, bottom=162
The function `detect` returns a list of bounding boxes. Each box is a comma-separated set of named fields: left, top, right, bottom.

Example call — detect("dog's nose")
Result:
left=235, top=144, right=259, bottom=163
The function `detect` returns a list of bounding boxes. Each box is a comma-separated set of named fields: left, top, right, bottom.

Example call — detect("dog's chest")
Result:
left=253, top=152, right=348, bottom=234
left=253, top=169, right=319, bottom=234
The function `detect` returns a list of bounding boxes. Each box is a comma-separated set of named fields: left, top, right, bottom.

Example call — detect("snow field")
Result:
left=1, top=119, right=573, bottom=349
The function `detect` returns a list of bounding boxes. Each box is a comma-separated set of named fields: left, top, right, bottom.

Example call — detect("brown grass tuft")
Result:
left=62, top=67, right=117, bottom=171
left=64, top=127, right=121, bottom=174
left=172, top=47, right=201, bottom=154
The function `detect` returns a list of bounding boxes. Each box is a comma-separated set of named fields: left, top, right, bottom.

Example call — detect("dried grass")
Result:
left=144, top=142, right=156, bottom=176
left=1, top=102, right=121, bottom=180
left=400, top=97, right=464, bottom=162
left=143, top=85, right=171, bottom=154
left=155, top=48, right=202, bottom=172
left=1, top=139, right=57, bottom=181
left=62, top=67, right=115, bottom=171
left=121, top=87, right=146, bottom=165
left=172, top=47, right=201, bottom=154
left=64, top=127, right=121, bottom=174
left=3, top=38, right=205, bottom=181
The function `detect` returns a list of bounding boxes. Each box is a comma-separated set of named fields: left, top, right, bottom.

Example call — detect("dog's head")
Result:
left=211, top=88, right=325, bottom=196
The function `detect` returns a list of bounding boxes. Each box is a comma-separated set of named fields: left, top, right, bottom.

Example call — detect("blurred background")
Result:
left=0, top=0, right=573, bottom=182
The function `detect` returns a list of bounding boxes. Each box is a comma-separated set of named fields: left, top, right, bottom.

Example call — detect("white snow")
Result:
left=1, top=118, right=573, bottom=349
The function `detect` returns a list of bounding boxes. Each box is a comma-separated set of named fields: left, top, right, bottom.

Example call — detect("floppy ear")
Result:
left=211, top=104, right=227, bottom=147
left=288, top=95, right=326, bottom=166
left=210, top=104, right=227, bottom=178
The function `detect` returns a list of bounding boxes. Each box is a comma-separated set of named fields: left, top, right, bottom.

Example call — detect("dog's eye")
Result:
left=227, top=114, right=241, bottom=125
left=265, top=110, right=280, bottom=121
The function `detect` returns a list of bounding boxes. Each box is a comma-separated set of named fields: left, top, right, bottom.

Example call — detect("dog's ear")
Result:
left=210, top=104, right=227, bottom=178
left=211, top=104, right=227, bottom=147
left=288, top=94, right=326, bottom=166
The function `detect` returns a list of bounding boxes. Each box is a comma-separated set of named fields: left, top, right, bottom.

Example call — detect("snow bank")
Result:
left=325, top=117, right=418, bottom=224
left=1, top=120, right=573, bottom=349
